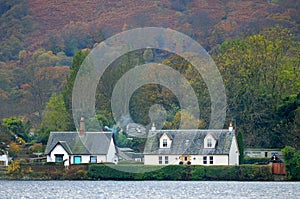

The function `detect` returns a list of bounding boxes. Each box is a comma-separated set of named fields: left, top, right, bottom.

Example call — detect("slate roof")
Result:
left=144, top=130, right=235, bottom=155
left=45, top=132, right=113, bottom=155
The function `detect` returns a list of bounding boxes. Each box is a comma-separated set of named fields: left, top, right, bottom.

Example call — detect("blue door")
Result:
left=74, top=156, right=82, bottom=164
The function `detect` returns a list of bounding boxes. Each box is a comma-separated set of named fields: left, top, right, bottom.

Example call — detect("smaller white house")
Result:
left=0, top=154, right=9, bottom=166
left=244, top=148, right=282, bottom=158
left=45, top=118, right=118, bottom=166
left=144, top=125, right=239, bottom=166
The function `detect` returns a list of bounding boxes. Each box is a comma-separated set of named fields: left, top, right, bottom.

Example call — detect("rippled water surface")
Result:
left=0, top=181, right=299, bottom=199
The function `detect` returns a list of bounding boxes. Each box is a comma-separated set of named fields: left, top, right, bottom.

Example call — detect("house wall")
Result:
left=69, top=155, right=89, bottom=164
left=68, top=155, right=107, bottom=164
left=229, top=135, right=239, bottom=165
left=144, top=154, right=229, bottom=165
left=192, top=155, right=228, bottom=165
left=48, top=144, right=70, bottom=166
left=48, top=145, right=115, bottom=165
left=106, top=139, right=117, bottom=163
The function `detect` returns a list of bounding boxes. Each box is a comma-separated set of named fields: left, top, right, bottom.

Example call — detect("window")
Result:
left=209, top=156, right=213, bottom=164
left=203, top=156, right=207, bottom=164
left=74, top=156, right=82, bottom=164
left=90, top=156, right=97, bottom=163
left=163, top=139, right=167, bottom=147
left=159, top=156, right=162, bottom=164
left=165, top=156, right=169, bottom=164
left=55, top=154, right=63, bottom=162
left=184, top=156, right=188, bottom=161
left=207, top=138, right=212, bottom=148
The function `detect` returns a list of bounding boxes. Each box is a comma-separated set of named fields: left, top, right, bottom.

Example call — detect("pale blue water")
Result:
left=0, top=181, right=299, bottom=199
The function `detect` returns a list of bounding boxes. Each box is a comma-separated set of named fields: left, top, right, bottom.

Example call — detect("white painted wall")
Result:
left=190, top=155, right=228, bottom=165
left=48, top=144, right=70, bottom=166
left=97, top=155, right=108, bottom=163
left=144, top=154, right=229, bottom=165
left=48, top=138, right=117, bottom=165
left=68, top=155, right=107, bottom=164
left=229, top=135, right=239, bottom=165
left=106, top=139, right=117, bottom=164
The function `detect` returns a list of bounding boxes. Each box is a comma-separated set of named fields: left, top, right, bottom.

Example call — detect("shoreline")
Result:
left=1, top=164, right=289, bottom=181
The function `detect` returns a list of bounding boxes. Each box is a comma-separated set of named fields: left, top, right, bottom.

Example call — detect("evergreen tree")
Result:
left=237, top=130, right=244, bottom=164
left=2, top=117, right=30, bottom=142
left=40, top=93, right=69, bottom=131
left=62, top=49, right=90, bottom=130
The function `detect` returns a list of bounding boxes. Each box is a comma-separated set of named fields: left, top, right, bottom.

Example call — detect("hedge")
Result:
left=243, top=157, right=270, bottom=165
left=88, top=164, right=273, bottom=181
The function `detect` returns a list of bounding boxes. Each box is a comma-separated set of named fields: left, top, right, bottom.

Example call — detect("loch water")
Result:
left=0, top=180, right=299, bottom=199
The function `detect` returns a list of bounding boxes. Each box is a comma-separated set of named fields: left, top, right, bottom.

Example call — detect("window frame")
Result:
left=55, top=154, right=64, bottom=163
left=163, top=139, right=168, bottom=147
left=203, top=156, right=207, bottom=164
left=165, top=156, right=169, bottom=164
left=90, top=156, right=97, bottom=163
left=209, top=156, right=213, bottom=164
left=207, top=138, right=212, bottom=148
left=159, top=156, right=162, bottom=164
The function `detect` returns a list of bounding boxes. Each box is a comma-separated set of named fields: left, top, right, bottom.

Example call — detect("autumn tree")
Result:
left=214, top=26, right=300, bottom=147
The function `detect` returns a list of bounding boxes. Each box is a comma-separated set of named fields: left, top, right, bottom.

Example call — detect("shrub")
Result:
left=282, top=146, right=300, bottom=180
left=191, top=166, right=205, bottom=180
left=204, top=166, right=238, bottom=180
left=243, top=157, right=270, bottom=164
left=87, top=164, right=273, bottom=181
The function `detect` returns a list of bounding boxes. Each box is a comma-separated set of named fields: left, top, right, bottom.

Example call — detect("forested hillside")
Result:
left=0, top=0, right=299, bottom=148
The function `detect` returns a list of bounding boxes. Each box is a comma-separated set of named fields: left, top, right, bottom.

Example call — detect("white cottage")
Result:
left=45, top=118, right=118, bottom=166
left=144, top=126, right=239, bottom=166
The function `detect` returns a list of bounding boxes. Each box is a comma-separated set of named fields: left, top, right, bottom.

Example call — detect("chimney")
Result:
left=151, top=123, right=156, bottom=131
left=79, top=117, right=85, bottom=136
left=229, top=122, right=233, bottom=132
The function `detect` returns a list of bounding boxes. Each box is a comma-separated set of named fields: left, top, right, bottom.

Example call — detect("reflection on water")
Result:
left=0, top=181, right=299, bottom=199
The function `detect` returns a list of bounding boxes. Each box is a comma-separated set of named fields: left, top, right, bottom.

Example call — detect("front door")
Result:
left=74, top=156, right=82, bottom=164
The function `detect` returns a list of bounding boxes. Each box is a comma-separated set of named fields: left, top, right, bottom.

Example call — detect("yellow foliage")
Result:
left=17, top=137, right=25, bottom=145
left=6, top=160, right=20, bottom=173
left=9, top=142, right=20, bottom=153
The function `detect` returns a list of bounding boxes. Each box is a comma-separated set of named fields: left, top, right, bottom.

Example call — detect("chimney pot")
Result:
left=229, top=122, right=233, bottom=131
left=151, top=123, right=156, bottom=131
left=79, top=117, right=85, bottom=136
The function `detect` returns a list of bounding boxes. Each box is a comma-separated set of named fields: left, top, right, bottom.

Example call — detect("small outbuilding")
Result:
left=0, top=154, right=9, bottom=166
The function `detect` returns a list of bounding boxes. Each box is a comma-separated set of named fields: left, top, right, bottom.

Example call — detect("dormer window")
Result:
left=204, top=134, right=216, bottom=148
left=163, top=139, right=167, bottom=147
left=207, top=138, right=212, bottom=148
left=160, top=133, right=172, bottom=148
